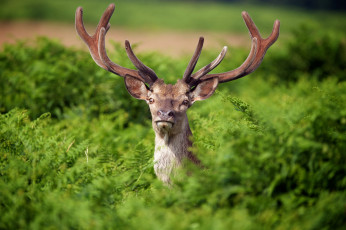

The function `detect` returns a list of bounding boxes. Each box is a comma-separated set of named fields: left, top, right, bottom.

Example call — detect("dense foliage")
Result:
left=0, top=27, right=345, bottom=229
left=0, top=38, right=151, bottom=122
left=262, top=25, right=346, bottom=83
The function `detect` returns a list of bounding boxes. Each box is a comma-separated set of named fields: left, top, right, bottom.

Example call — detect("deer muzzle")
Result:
left=155, top=110, right=175, bottom=130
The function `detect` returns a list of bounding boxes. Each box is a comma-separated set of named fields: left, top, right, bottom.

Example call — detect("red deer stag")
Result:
left=75, top=3, right=280, bottom=184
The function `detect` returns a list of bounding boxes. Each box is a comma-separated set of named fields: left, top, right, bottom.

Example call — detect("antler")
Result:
left=184, top=11, right=280, bottom=86
left=75, top=4, right=158, bottom=86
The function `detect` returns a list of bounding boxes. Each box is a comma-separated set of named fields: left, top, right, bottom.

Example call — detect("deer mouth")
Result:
left=156, top=121, right=174, bottom=130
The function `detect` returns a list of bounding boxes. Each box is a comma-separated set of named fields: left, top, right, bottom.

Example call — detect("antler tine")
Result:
left=75, top=4, right=114, bottom=70
left=241, top=11, right=280, bottom=74
left=200, top=37, right=258, bottom=83
left=200, top=12, right=280, bottom=83
left=183, top=37, right=204, bottom=83
left=97, top=28, right=144, bottom=82
left=76, top=4, right=152, bottom=84
left=189, top=46, right=228, bottom=85
left=125, top=40, right=158, bottom=85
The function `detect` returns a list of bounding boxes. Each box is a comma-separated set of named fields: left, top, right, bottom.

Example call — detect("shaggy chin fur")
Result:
left=156, top=121, right=173, bottom=132
left=153, top=116, right=201, bottom=184
left=153, top=123, right=188, bottom=184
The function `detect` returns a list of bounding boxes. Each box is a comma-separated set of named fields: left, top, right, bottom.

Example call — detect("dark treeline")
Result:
left=166, top=0, right=346, bottom=11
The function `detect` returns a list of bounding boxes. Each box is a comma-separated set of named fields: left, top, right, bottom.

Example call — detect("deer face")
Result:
left=124, top=76, right=219, bottom=135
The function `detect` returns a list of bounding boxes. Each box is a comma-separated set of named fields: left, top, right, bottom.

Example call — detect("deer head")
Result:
left=75, top=3, right=280, bottom=184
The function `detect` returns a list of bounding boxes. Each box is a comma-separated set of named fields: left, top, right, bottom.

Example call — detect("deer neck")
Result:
left=153, top=115, right=192, bottom=183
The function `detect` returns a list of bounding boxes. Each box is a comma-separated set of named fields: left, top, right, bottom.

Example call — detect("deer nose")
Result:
left=157, top=110, right=175, bottom=119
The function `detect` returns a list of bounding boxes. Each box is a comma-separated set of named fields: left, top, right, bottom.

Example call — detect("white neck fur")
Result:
left=153, top=122, right=191, bottom=184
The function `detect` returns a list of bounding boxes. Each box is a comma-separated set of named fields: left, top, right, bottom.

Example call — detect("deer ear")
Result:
left=124, top=75, right=148, bottom=100
left=189, top=77, right=219, bottom=103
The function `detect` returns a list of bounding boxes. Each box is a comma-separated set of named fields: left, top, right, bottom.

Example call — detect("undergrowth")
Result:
left=0, top=26, right=345, bottom=229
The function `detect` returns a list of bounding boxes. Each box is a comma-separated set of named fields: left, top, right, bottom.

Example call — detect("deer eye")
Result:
left=148, top=98, right=155, bottom=104
left=182, top=100, right=189, bottom=106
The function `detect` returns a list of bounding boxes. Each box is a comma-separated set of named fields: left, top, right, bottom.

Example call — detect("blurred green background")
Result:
left=0, top=0, right=345, bottom=230
left=0, top=0, right=345, bottom=33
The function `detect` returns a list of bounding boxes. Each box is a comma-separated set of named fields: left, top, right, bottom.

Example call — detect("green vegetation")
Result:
left=1, top=0, right=346, bottom=228
left=1, top=0, right=346, bottom=36
left=1, top=20, right=345, bottom=228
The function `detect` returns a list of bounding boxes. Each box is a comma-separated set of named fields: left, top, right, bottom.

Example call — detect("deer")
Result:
left=75, top=3, right=280, bottom=184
